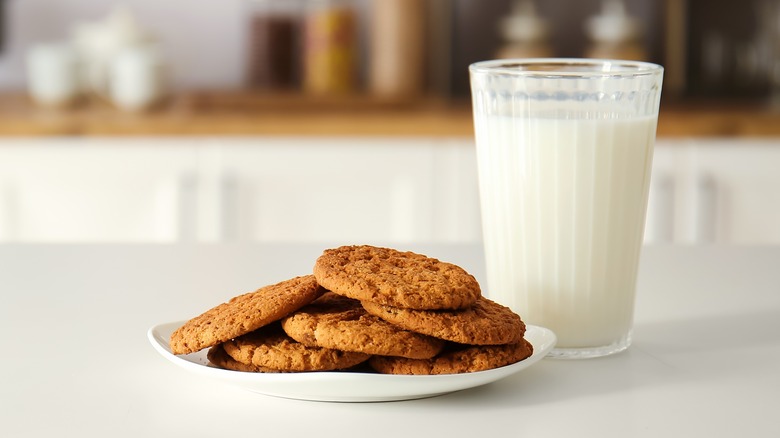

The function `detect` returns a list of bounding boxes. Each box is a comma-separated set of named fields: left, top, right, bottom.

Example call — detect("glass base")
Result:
left=546, top=331, right=632, bottom=360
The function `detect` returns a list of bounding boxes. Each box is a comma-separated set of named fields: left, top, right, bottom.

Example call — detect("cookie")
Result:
left=313, top=245, right=481, bottom=310
left=222, top=323, right=371, bottom=372
left=361, top=297, right=525, bottom=345
left=281, top=292, right=445, bottom=359
left=170, top=275, right=325, bottom=355
left=206, top=344, right=281, bottom=373
left=369, top=339, right=534, bottom=375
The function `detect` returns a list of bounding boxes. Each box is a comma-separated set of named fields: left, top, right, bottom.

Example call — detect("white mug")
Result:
left=109, top=45, right=166, bottom=111
left=27, top=42, right=82, bottom=108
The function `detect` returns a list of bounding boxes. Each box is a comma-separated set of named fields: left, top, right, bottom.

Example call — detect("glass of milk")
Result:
left=469, top=59, right=663, bottom=359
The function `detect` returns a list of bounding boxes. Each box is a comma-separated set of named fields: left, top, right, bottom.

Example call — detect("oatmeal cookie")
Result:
left=313, top=245, right=480, bottom=310
left=170, top=275, right=325, bottom=355
left=282, top=292, right=445, bottom=359
left=222, top=323, right=370, bottom=372
left=369, top=339, right=534, bottom=375
left=362, top=296, right=525, bottom=345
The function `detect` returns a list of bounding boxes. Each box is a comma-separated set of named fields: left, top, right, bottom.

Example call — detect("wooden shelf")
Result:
left=2, top=92, right=780, bottom=138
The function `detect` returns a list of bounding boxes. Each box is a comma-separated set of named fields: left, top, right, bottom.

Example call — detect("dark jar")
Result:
left=245, top=0, right=303, bottom=90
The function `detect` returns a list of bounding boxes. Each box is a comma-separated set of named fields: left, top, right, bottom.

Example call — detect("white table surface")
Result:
left=1, top=243, right=779, bottom=437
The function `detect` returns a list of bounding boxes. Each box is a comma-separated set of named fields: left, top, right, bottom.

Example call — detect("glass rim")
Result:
left=469, top=58, right=663, bottom=78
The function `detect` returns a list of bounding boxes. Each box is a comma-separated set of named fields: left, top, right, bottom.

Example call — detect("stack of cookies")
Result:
left=169, top=245, right=533, bottom=375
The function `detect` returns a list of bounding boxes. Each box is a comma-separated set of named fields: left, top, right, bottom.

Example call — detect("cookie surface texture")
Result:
left=313, top=245, right=481, bottom=310
left=207, top=344, right=281, bottom=373
left=281, top=292, right=445, bottom=359
left=369, top=339, right=534, bottom=375
left=222, top=324, right=370, bottom=372
left=169, top=275, right=325, bottom=355
left=362, top=297, right=525, bottom=345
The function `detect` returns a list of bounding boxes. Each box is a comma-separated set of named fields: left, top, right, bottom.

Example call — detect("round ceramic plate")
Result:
left=148, top=321, right=556, bottom=402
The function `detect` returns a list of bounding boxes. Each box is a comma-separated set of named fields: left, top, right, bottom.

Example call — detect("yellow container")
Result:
left=302, top=1, right=357, bottom=95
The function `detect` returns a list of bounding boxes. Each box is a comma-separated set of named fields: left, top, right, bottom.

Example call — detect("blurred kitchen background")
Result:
left=1, top=0, right=779, bottom=245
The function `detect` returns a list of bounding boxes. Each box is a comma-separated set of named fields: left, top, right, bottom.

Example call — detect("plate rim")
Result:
left=148, top=320, right=556, bottom=402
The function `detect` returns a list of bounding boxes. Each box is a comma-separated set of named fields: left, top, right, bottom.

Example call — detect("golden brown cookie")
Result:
left=369, top=339, right=534, bottom=375
left=170, top=275, right=325, bottom=355
left=313, top=245, right=481, bottom=310
left=222, top=323, right=371, bottom=372
left=206, top=344, right=281, bottom=373
left=362, top=297, right=525, bottom=345
left=281, top=292, right=445, bottom=359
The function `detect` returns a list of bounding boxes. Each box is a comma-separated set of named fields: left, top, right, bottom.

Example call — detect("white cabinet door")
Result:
left=215, top=137, right=481, bottom=244
left=644, top=139, right=780, bottom=245
left=645, top=143, right=677, bottom=243
left=686, top=140, right=780, bottom=244
left=0, top=139, right=199, bottom=242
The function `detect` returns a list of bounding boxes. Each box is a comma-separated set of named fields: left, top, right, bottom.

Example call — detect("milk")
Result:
left=474, top=115, right=656, bottom=349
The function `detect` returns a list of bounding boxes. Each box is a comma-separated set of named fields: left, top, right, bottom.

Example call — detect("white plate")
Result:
left=148, top=321, right=556, bottom=402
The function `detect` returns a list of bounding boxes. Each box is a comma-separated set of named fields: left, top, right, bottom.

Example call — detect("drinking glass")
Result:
left=470, top=59, right=663, bottom=359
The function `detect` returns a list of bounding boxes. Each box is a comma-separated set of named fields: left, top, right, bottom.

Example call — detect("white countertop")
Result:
left=1, top=244, right=778, bottom=437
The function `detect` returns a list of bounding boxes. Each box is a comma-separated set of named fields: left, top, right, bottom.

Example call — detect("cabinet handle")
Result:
left=693, top=174, right=718, bottom=243
left=645, top=174, right=675, bottom=243
left=220, top=172, right=239, bottom=241
left=177, top=172, right=198, bottom=241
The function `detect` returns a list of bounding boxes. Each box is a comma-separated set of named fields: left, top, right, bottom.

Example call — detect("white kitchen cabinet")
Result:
left=682, top=140, right=780, bottom=244
left=0, top=137, right=482, bottom=244
left=645, top=139, right=780, bottom=244
left=0, top=139, right=199, bottom=242
left=0, top=137, right=777, bottom=244
left=644, top=143, right=677, bottom=243
left=212, top=137, right=481, bottom=244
